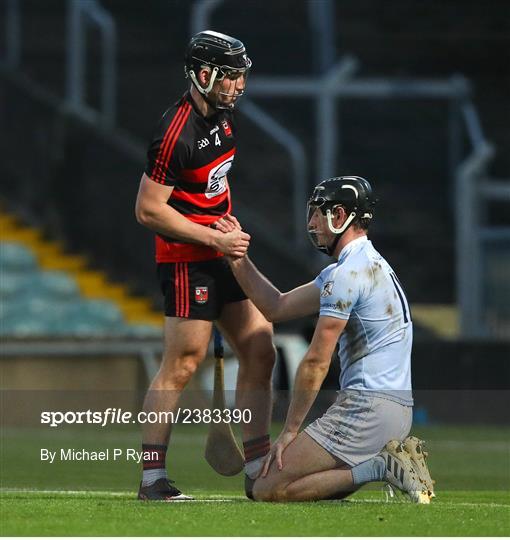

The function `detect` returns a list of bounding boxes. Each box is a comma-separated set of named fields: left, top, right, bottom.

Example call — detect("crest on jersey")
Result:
left=195, top=287, right=208, bottom=304
left=205, top=155, right=233, bottom=199
left=321, top=281, right=334, bottom=298
left=221, top=119, right=232, bottom=137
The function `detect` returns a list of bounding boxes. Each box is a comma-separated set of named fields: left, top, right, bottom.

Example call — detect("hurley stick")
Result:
left=204, top=328, right=245, bottom=476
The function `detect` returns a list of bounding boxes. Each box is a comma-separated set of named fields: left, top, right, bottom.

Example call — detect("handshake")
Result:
left=211, top=214, right=250, bottom=259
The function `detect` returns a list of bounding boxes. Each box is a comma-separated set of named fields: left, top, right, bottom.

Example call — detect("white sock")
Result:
left=244, top=455, right=267, bottom=479
left=351, top=456, right=385, bottom=486
left=142, top=468, right=167, bottom=487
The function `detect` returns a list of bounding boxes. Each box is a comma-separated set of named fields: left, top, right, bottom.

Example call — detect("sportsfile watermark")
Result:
left=40, top=448, right=165, bottom=464
left=1, top=389, right=509, bottom=491
left=40, top=407, right=252, bottom=428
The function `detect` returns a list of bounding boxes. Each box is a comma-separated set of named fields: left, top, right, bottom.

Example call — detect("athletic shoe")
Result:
left=137, top=478, right=193, bottom=501
left=245, top=474, right=255, bottom=500
left=403, top=436, right=436, bottom=498
left=379, top=440, right=430, bottom=504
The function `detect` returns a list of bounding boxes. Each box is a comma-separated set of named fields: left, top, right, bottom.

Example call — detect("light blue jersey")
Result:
left=314, top=236, right=413, bottom=406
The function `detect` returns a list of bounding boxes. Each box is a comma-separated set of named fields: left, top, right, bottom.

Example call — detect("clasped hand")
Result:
left=213, top=214, right=250, bottom=258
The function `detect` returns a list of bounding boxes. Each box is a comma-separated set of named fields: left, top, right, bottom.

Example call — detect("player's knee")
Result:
left=252, top=479, right=286, bottom=502
left=160, top=353, right=202, bottom=389
left=174, top=356, right=202, bottom=387
left=252, top=483, right=273, bottom=502
left=261, top=342, right=277, bottom=368
left=173, top=362, right=199, bottom=388
left=253, top=344, right=276, bottom=377
left=239, top=335, right=276, bottom=375
left=253, top=486, right=289, bottom=503
left=272, top=487, right=292, bottom=502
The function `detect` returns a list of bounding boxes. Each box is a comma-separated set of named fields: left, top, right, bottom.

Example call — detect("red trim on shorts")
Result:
left=183, top=263, right=189, bottom=317
left=179, top=263, right=186, bottom=317
left=177, top=263, right=182, bottom=317
left=174, top=263, right=180, bottom=317
left=171, top=263, right=190, bottom=318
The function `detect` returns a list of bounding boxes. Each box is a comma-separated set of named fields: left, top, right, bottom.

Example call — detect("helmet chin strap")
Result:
left=189, top=67, right=225, bottom=110
left=324, top=208, right=356, bottom=256
left=189, top=67, right=219, bottom=95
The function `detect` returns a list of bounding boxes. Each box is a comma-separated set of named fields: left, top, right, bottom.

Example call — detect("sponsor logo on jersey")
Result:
left=221, top=119, right=232, bottom=137
left=321, top=281, right=334, bottom=298
left=197, top=137, right=210, bottom=150
left=209, top=125, right=219, bottom=135
left=195, top=287, right=208, bottom=304
left=205, top=155, right=233, bottom=199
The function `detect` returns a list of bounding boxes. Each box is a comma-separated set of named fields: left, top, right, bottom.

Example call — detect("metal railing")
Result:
left=238, top=99, right=309, bottom=249
left=3, top=0, right=21, bottom=68
left=455, top=99, right=508, bottom=337
left=247, top=74, right=472, bottom=182
left=2, top=0, right=116, bottom=126
left=66, top=0, right=117, bottom=127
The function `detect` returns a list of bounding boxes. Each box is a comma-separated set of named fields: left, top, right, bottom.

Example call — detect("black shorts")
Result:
left=157, top=257, right=247, bottom=320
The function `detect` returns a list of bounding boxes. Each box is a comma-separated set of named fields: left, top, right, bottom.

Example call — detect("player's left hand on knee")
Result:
left=261, top=430, right=298, bottom=476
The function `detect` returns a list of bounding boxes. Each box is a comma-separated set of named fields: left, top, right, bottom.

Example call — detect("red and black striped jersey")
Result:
left=145, top=92, right=237, bottom=262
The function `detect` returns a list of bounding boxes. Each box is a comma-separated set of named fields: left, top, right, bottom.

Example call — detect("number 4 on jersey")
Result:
left=215, top=133, right=221, bottom=146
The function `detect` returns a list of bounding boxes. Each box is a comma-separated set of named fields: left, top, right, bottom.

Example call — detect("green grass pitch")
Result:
left=1, top=424, right=509, bottom=536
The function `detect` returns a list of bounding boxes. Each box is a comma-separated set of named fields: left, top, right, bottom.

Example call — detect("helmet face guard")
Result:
left=307, top=198, right=356, bottom=255
left=307, top=202, right=328, bottom=254
left=307, top=177, right=376, bottom=255
left=215, top=66, right=251, bottom=109
left=188, top=62, right=251, bottom=110
left=185, top=30, right=252, bottom=110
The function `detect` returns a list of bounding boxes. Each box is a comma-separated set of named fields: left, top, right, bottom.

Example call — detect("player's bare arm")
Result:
left=228, top=256, right=320, bottom=322
left=135, top=173, right=250, bottom=257
left=262, top=315, right=347, bottom=475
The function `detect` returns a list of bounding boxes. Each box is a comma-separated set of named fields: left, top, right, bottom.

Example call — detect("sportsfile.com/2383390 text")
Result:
left=40, top=408, right=252, bottom=427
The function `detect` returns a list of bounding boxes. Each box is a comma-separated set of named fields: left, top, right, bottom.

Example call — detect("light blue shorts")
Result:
left=305, top=390, right=412, bottom=466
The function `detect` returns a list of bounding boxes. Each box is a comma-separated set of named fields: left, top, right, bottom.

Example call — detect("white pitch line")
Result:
left=348, top=498, right=510, bottom=508
left=0, top=489, right=245, bottom=502
left=1, top=489, right=131, bottom=497
left=2, top=489, right=509, bottom=508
